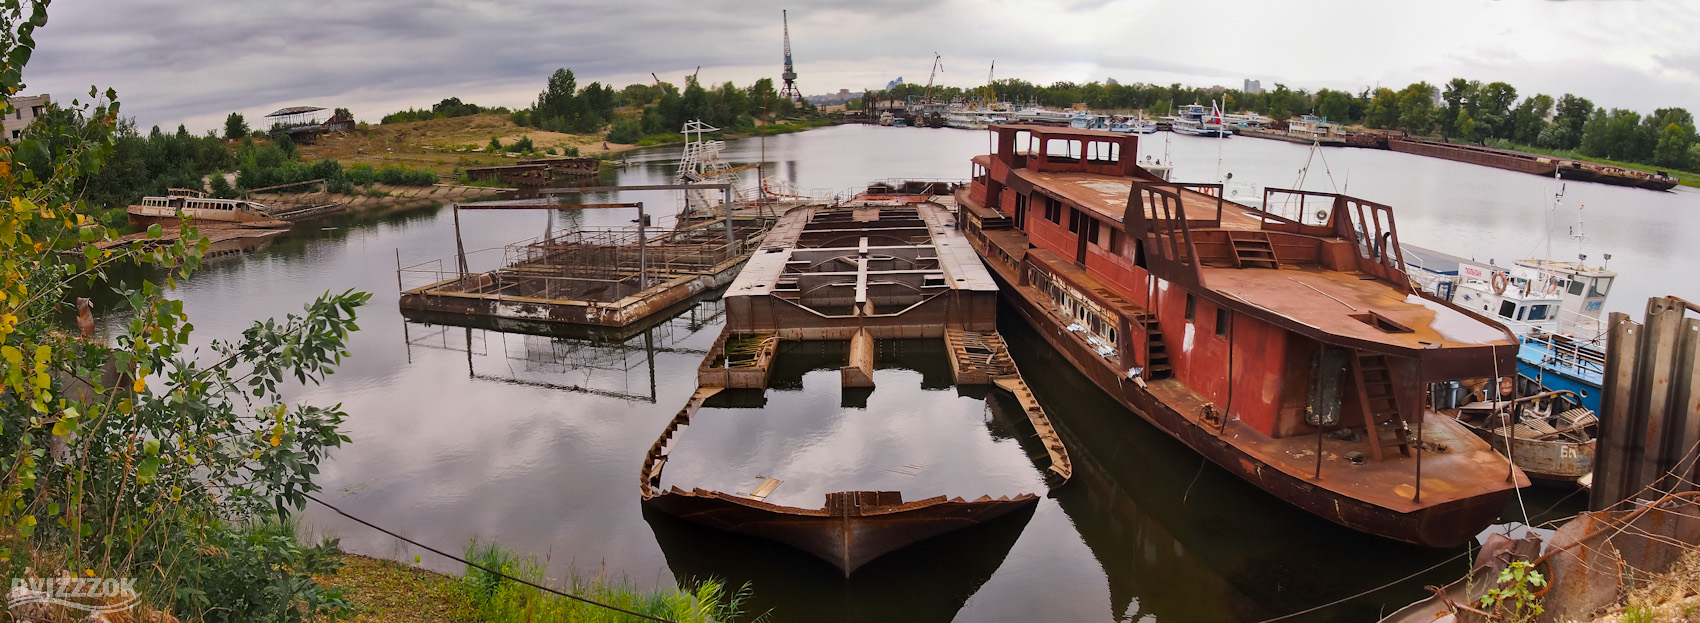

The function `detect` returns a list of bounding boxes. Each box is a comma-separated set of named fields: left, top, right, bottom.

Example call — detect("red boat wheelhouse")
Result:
left=955, top=125, right=1528, bottom=547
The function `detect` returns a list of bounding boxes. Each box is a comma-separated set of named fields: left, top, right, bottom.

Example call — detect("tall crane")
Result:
left=923, top=53, right=943, bottom=104
left=779, top=10, right=800, bottom=103
left=984, top=61, right=996, bottom=107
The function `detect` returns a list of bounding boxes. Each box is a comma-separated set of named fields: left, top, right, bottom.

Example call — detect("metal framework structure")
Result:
left=779, top=10, right=800, bottom=103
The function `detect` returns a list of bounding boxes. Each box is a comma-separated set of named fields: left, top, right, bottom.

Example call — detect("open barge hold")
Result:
left=956, top=124, right=1529, bottom=547
left=640, top=196, right=1071, bottom=575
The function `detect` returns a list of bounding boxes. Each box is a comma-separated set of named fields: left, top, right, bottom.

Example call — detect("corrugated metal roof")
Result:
left=265, top=106, right=325, bottom=117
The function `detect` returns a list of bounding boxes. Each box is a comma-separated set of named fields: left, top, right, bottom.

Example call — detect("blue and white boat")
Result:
left=1403, top=247, right=1613, bottom=413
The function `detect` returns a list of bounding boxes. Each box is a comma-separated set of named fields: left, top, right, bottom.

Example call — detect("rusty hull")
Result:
left=984, top=259, right=1516, bottom=547
left=646, top=488, right=1038, bottom=575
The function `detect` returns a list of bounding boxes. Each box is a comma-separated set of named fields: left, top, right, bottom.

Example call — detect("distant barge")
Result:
left=1381, top=137, right=1678, bottom=190
left=640, top=194, right=1071, bottom=575
left=957, top=125, right=1528, bottom=547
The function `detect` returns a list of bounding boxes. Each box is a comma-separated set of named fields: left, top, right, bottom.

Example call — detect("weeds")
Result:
left=461, top=540, right=762, bottom=623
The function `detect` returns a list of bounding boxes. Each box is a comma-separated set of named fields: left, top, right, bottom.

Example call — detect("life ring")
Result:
left=1492, top=272, right=1508, bottom=295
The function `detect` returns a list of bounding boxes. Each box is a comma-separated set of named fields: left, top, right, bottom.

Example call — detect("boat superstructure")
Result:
left=127, top=188, right=291, bottom=229
left=641, top=192, right=1071, bottom=574
left=955, top=124, right=1528, bottom=547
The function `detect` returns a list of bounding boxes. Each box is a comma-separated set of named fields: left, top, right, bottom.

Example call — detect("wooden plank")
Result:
left=746, top=477, right=782, bottom=501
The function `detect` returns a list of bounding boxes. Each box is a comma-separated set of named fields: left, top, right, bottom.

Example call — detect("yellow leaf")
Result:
left=132, top=377, right=146, bottom=393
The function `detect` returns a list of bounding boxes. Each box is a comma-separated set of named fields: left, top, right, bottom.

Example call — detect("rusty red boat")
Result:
left=954, top=125, right=1528, bottom=547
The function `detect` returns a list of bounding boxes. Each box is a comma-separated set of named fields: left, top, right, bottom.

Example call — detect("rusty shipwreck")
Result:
left=955, top=124, right=1529, bottom=547
left=639, top=194, right=1071, bottom=575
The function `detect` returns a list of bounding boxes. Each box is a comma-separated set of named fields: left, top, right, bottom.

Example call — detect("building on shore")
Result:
left=3, top=93, right=50, bottom=140
left=1242, top=79, right=1262, bottom=95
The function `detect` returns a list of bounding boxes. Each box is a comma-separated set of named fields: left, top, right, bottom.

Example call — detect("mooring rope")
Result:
left=306, top=494, right=683, bottom=623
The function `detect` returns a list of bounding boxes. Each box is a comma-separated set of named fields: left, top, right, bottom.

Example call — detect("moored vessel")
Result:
left=126, top=188, right=291, bottom=229
left=955, top=124, right=1529, bottom=547
left=640, top=192, right=1072, bottom=574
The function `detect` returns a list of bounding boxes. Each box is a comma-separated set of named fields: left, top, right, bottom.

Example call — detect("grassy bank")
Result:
left=316, top=542, right=758, bottom=623
left=627, top=118, right=838, bottom=147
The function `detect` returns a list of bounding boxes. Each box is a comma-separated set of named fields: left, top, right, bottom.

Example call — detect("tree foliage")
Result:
left=223, top=112, right=247, bottom=140
left=0, top=4, right=367, bottom=619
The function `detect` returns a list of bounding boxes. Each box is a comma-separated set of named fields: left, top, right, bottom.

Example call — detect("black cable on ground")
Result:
left=306, top=493, right=682, bottom=623
left=1253, top=549, right=1472, bottom=623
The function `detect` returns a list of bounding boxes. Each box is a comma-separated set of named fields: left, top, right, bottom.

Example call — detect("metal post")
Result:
left=637, top=201, right=648, bottom=291
left=453, top=204, right=468, bottom=277
left=395, top=248, right=403, bottom=292
left=1313, top=414, right=1324, bottom=480
left=1413, top=409, right=1423, bottom=503
left=722, top=186, right=735, bottom=249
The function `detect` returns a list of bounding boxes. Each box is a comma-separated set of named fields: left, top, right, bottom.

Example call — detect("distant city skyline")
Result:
left=21, top=0, right=1699, bottom=133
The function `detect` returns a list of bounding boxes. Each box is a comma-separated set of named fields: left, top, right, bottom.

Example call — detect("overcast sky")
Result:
left=20, top=0, right=1700, bottom=133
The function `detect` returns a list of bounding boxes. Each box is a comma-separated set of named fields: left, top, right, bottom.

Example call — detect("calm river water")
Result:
left=113, top=125, right=1700, bottom=622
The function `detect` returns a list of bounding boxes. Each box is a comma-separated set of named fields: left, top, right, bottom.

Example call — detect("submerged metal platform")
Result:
left=641, top=199, right=1071, bottom=575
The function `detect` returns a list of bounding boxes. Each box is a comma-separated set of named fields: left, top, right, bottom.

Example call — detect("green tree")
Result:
left=1509, top=94, right=1553, bottom=145
left=1549, top=94, right=1593, bottom=149
left=223, top=112, right=247, bottom=140
left=1439, top=77, right=1474, bottom=137
left=1364, top=88, right=1400, bottom=128
left=1265, top=83, right=1294, bottom=121
left=1652, top=123, right=1695, bottom=169
left=1455, top=109, right=1479, bottom=143
left=1, top=3, right=365, bottom=620
left=1395, top=82, right=1436, bottom=134
left=1316, top=89, right=1353, bottom=122
left=1473, top=81, right=1518, bottom=139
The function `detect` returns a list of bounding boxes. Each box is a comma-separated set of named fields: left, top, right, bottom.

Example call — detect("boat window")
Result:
left=1045, top=196, right=1062, bottom=224
left=1108, top=228, right=1124, bottom=255
left=1498, top=300, right=1516, bottom=319
left=1086, top=141, right=1119, bottom=164
left=1527, top=305, right=1549, bottom=321
left=1068, top=208, right=1082, bottom=234
left=1516, top=306, right=1527, bottom=321
left=1589, top=277, right=1612, bottom=297
left=1045, top=139, right=1081, bottom=161
left=1086, top=218, right=1102, bottom=245
left=1215, top=308, right=1230, bottom=338
left=1567, top=279, right=1585, bottom=296
left=1185, top=294, right=1196, bottom=321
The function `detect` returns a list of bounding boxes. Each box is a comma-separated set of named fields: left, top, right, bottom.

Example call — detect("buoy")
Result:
left=1492, top=272, right=1508, bottom=295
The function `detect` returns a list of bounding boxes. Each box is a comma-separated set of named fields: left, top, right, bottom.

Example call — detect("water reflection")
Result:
left=400, top=293, right=725, bottom=403
left=998, top=308, right=1467, bottom=622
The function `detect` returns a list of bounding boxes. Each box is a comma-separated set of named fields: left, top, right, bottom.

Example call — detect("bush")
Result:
left=509, top=109, right=530, bottom=127
left=209, top=171, right=238, bottom=198
left=488, top=136, right=502, bottom=152
left=163, top=521, right=351, bottom=622
left=346, top=163, right=376, bottom=187
left=375, top=165, right=437, bottom=186
left=606, top=118, right=643, bottom=144
left=507, top=136, right=535, bottom=153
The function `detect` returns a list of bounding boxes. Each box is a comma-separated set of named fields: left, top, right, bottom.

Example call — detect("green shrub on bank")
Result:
left=462, top=540, right=759, bottom=622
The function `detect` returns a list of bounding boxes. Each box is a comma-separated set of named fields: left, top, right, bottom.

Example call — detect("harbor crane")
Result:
left=779, top=10, right=800, bottom=102
left=923, top=53, right=943, bottom=104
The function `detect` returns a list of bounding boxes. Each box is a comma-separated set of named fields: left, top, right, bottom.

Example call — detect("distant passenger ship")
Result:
left=127, top=188, right=289, bottom=228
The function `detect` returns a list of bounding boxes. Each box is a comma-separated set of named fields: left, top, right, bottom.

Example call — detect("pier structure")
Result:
left=398, top=183, right=795, bottom=329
